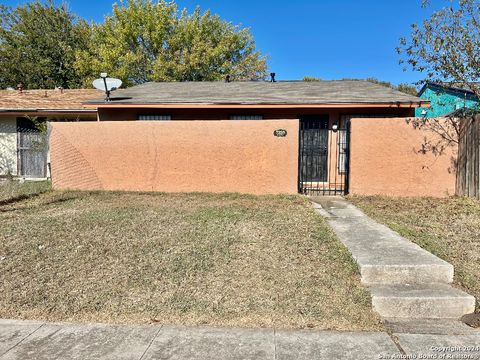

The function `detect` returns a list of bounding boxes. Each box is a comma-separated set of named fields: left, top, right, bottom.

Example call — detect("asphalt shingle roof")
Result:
left=86, top=80, right=425, bottom=105
left=0, top=89, right=102, bottom=111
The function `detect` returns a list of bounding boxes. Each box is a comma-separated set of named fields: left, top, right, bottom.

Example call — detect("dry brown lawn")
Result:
left=0, top=190, right=381, bottom=330
left=350, top=196, right=480, bottom=312
left=0, top=180, right=50, bottom=204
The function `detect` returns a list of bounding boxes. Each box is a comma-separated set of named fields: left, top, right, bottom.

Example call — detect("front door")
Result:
left=299, top=116, right=329, bottom=187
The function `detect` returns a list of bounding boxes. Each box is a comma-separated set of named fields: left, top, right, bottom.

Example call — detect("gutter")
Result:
left=82, top=102, right=430, bottom=109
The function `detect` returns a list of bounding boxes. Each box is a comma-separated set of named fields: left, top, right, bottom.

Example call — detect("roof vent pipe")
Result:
left=16, top=83, right=24, bottom=93
left=225, top=75, right=231, bottom=83
left=270, top=73, right=276, bottom=82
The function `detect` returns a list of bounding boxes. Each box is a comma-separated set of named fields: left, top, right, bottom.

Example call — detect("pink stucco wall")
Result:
left=349, top=117, right=457, bottom=197
left=50, top=120, right=299, bottom=195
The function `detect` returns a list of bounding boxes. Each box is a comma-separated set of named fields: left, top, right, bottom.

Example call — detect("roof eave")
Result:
left=0, top=109, right=97, bottom=115
left=424, top=82, right=477, bottom=96
left=83, top=102, right=430, bottom=109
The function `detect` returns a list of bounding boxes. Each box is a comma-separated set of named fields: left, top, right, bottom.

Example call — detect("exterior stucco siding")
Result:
left=0, top=117, right=17, bottom=176
left=349, top=117, right=456, bottom=197
left=50, top=120, right=299, bottom=195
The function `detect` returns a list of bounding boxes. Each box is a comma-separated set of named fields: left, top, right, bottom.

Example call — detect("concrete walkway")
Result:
left=0, top=319, right=479, bottom=360
left=311, top=197, right=476, bottom=322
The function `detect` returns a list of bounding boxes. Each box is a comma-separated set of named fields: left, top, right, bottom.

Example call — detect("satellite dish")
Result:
left=93, top=78, right=122, bottom=92
left=92, top=75, right=122, bottom=101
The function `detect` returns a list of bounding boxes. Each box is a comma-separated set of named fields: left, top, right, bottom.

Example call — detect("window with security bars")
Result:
left=138, top=115, right=171, bottom=121
left=229, top=115, right=263, bottom=120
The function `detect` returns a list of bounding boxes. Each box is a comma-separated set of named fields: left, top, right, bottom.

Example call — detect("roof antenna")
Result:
left=225, top=74, right=231, bottom=83
left=270, top=73, right=276, bottom=82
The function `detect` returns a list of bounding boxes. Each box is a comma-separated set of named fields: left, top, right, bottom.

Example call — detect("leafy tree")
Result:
left=362, top=77, right=418, bottom=95
left=75, top=0, right=267, bottom=86
left=362, top=77, right=395, bottom=89
left=303, top=76, right=417, bottom=95
left=398, top=0, right=480, bottom=99
left=303, top=76, right=322, bottom=82
left=396, top=83, right=419, bottom=96
left=0, top=1, right=90, bottom=89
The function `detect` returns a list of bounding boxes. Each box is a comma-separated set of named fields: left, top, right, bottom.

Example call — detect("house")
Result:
left=415, top=82, right=479, bottom=118
left=50, top=79, right=458, bottom=198
left=82, top=80, right=430, bottom=194
left=79, top=80, right=429, bottom=195
left=0, top=88, right=101, bottom=178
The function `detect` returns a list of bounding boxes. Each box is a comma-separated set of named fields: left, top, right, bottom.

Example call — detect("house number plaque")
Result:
left=273, top=129, right=287, bottom=137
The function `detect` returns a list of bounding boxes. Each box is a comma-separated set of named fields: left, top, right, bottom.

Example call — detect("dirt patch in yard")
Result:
left=0, top=191, right=381, bottom=331
left=350, top=196, right=480, bottom=312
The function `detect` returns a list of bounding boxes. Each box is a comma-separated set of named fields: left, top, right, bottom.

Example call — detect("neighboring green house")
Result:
left=415, top=82, right=479, bottom=118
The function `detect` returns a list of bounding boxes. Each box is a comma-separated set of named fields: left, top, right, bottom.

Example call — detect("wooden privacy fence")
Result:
left=456, top=115, right=480, bottom=199
left=17, top=130, right=48, bottom=178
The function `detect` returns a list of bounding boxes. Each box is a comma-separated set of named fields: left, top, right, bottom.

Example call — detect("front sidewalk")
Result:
left=0, top=319, right=479, bottom=360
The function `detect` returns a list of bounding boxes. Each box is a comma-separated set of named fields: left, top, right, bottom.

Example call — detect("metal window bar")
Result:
left=338, top=130, right=347, bottom=174
left=138, top=115, right=171, bottom=121
left=229, top=115, right=263, bottom=120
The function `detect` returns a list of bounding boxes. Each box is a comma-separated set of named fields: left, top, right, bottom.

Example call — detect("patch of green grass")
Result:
left=349, top=195, right=480, bottom=312
left=0, top=180, right=51, bottom=204
left=0, top=191, right=381, bottom=331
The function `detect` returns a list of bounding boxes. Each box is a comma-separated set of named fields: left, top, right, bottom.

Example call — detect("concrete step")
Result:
left=326, top=214, right=454, bottom=285
left=382, top=318, right=479, bottom=335
left=311, top=198, right=454, bottom=286
left=361, top=263, right=453, bottom=286
left=371, top=284, right=476, bottom=319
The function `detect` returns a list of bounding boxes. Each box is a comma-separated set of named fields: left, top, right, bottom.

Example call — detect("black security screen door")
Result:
left=298, top=116, right=350, bottom=196
left=299, top=117, right=329, bottom=183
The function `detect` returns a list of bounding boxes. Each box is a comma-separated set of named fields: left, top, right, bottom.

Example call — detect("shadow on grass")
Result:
left=37, top=193, right=82, bottom=207
left=0, top=192, right=82, bottom=212
left=0, top=191, right=47, bottom=207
